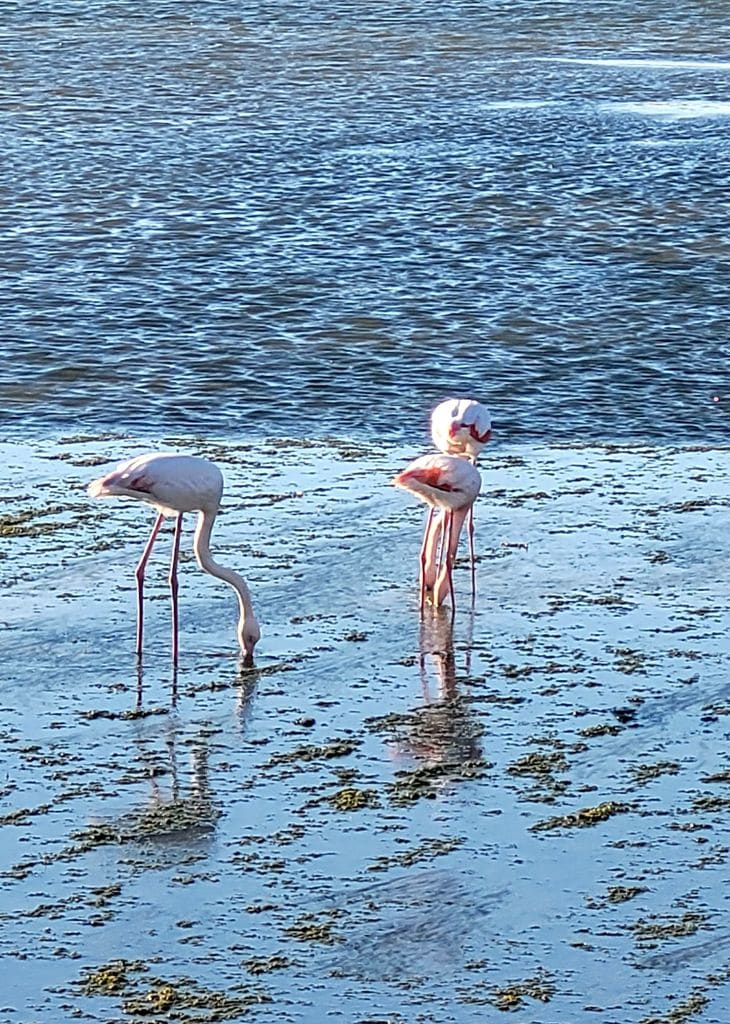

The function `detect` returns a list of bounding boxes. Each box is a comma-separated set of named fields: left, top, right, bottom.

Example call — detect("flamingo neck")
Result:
left=193, top=509, right=259, bottom=652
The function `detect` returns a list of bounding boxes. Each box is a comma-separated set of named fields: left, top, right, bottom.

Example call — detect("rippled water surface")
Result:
left=2, top=1, right=730, bottom=442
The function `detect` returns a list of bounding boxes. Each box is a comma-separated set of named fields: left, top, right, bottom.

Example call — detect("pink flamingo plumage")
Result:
left=88, top=453, right=260, bottom=666
left=430, top=398, right=492, bottom=584
left=430, top=398, right=492, bottom=462
left=393, top=453, right=481, bottom=611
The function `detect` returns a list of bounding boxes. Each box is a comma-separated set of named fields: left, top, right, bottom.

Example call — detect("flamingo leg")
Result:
left=446, top=513, right=457, bottom=610
left=168, top=513, right=184, bottom=665
left=418, top=508, right=433, bottom=610
left=433, top=506, right=471, bottom=609
left=435, top=512, right=448, bottom=578
left=467, top=506, right=476, bottom=595
left=433, top=512, right=454, bottom=609
left=419, top=508, right=436, bottom=609
left=468, top=454, right=478, bottom=595
left=135, top=512, right=165, bottom=658
left=423, top=510, right=443, bottom=591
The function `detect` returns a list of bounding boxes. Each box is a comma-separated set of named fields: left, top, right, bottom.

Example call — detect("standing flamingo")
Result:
left=430, top=398, right=492, bottom=584
left=393, top=453, right=481, bottom=611
left=88, top=453, right=260, bottom=666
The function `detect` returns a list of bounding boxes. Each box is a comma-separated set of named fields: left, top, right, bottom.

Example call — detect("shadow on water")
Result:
left=323, top=869, right=511, bottom=981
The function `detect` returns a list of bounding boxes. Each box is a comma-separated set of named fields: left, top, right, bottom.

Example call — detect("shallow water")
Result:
left=2, top=2, right=730, bottom=443
left=3, top=3, right=730, bottom=1020
left=2, top=436, right=730, bottom=1022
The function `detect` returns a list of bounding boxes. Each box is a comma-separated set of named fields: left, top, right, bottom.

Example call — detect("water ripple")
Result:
left=1, top=2, right=729, bottom=442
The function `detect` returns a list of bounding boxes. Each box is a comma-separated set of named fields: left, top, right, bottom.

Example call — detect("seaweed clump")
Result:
left=630, top=911, right=711, bottom=948
left=585, top=885, right=647, bottom=909
left=506, top=750, right=570, bottom=803
left=266, top=739, right=360, bottom=767
left=531, top=800, right=632, bottom=833
left=368, top=836, right=464, bottom=872
left=284, top=910, right=344, bottom=945
left=243, top=954, right=293, bottom=975
left=388, top=758, right=492, bottom=806
left=327, top=787, right=379, bottom=811
left=639, top=992, right=709, bottom=1024
left=489, top=974, right=555, bottom=1011
left=77, top=961, right=271, bottom=1018
left=79, top=959, right=147, bottom=995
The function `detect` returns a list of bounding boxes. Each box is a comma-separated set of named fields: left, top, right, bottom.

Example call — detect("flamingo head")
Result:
left=239, top=617, right=261, bottom=668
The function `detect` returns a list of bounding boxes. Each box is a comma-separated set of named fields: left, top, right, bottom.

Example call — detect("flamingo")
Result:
left=88, top=453, right=260, bottom=666
left=430, top=398, right=492, bottom=584
left=393, top=453, right=481, bottom=611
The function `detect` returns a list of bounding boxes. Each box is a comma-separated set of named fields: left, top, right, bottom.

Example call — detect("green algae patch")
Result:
left=0, top=802, right=53, bottom=826
left=71, top=798, right=218, bottom=850
left=692, top=794, right=730, bottom=813
left=506, top=750, right=570, bottom=804
left=488, top=974, right=555, bottom=1011
left=266, top=739, right=360, bottom=767
left=90, top=883, right=123, bottom=905
left=0, top=511, right=69, bottom=538
left=586, top=885, right=648, bottom=909
left=20, top=883, right=122, bottom=920
left=630, top=761, right=681, bottom=785
left=388, top=758, right=492, bottom=806
left=579, top=723, right=623, bottom=738
left=340, top=629, right=369, bottom=642
left=229, top=850, right=287, bottom=874
left=232, top=823, right=306, bottom=850
left=611, top=647, right=649, bottom=674
left=78, top=961, right=271, bottom=1019
left=368, top=836, right=464, bottom=872
left=284, top=910, right=344, bottom=945
left=121, top=979, right=271, bottom=1018
left=243, top=954, right=294, bottom=975
left=606, top=885, right=648, bottom=904
left=501, top=659, right=584, bottom=680
left=630, top=911, right=711, bottom=947
left=79, top=706, right=170, bottom=721
left=79, top=958, right=149, bottom=995
left=640, top=992, right=710, bottom=1024
left=327, top=786, right=379, bottom=811
left=124, top=801, right=219, bottom=841
left=531, top=800, right=632, bottom=833
left=506, top=751, right=568, bottom=776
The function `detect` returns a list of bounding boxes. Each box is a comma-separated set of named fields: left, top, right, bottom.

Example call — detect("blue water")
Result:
left=2, top=2, right=729, bottom=442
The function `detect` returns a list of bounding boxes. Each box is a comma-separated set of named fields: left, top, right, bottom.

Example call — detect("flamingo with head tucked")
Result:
left=393, top=452, right=481, bottom=611
left=430, top=398, right=492, bottom=582
left=88, top=453, right=260, bottom=665
left=431, top=398, right=492, bottom=462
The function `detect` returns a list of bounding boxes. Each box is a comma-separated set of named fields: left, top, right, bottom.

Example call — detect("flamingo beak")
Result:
left=240, top=636, right=257, bottom=668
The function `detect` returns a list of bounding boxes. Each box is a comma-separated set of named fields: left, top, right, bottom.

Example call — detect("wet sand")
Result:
left=1, top=435, right=730, bottom=1023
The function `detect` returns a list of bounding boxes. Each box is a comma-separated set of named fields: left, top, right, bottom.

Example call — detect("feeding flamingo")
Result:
left=393, top=452, right=481, bottom=611
left=430, top=398, right=492, bottom=582
left=88, top=453, right=260, bottom=665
